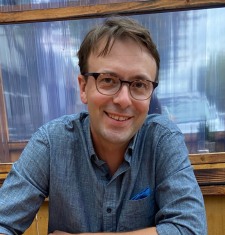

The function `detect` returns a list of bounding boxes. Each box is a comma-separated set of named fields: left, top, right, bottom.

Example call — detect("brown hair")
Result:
left=77, top=17, right=160, bottom=82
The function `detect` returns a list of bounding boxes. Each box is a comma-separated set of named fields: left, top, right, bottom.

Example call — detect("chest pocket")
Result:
left=117, top=190, right=155, bottom=232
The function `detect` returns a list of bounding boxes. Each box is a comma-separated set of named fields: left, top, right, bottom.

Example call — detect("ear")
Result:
left=78, top=74, right=88, bottom=104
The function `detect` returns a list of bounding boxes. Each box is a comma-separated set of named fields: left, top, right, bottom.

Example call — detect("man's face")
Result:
left=78, top=38, right=157, bottom=147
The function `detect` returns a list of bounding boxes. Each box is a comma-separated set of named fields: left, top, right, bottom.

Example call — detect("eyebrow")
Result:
left=132, top=75, right=152, bottom=81
left=101, top=71, right=153, bottom=81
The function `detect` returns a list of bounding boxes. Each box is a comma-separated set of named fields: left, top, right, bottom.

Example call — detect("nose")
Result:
left=112, top=83, right=132, bottom=109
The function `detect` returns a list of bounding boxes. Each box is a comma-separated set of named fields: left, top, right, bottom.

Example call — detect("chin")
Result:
left=104, top=132, right=133, bottom=144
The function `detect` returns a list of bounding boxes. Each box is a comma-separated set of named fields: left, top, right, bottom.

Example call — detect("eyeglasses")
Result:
left=82, top=73, right=158, bottom=100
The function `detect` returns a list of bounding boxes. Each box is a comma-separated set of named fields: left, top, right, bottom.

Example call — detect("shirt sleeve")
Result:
left=154, top=130, right=207, bottom=235
left=0, top=127, right=50, bottom=235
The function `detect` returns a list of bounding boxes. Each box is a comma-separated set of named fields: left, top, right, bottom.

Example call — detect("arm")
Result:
left=0, top=128, right=50, bottom=235
left=48, top=227, right=158, bottom=235
left=153, top=129, right=207, bottom=234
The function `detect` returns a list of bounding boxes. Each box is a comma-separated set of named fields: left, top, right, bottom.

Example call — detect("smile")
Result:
left=106, top=112, right=131, bottom=121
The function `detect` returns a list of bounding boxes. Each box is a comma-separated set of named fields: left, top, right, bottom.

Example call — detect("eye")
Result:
left=103, top=77, right=114, bottom=84
left=98, top=74, right=118, bottom=85
left=133, top=81, right=147, bottom=89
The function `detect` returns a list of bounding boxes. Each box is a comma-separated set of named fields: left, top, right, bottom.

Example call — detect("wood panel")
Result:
left=0, top=163, right=12, bottom=173
left=204, top=195, right=225, bottom=235
left=9, top=150, right=22, bottom=162
left=8, top=142, right=28, bottom=162
left=0, top=68, right=10, bottom=162
left=8, top=141, right=28, bottom=151
left=0, top=1, right=225, bottom=24
left=22, top=202, right=48, bottom=235
left=189, top=153, right=225, bottom=165
left=201, top=185, right=225, bottom=195
left=23, top=202, right=49, bottom=235
left=0, top=163, right=12, bottom=187
left=23, top=216, right=38, bottom=235
left=36, top=201, right=49, bottom=235
left=194, top=168, right=225, bottom=186
left=193, top=163, right=225, bottom=169
left=192, top=162, right=225, bottom=194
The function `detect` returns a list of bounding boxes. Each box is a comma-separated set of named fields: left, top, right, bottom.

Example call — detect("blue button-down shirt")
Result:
left=0, top=112, right=207, bottom=235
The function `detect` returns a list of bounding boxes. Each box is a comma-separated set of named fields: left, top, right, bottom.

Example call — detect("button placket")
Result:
left=103, top=180, right=117, bottom=232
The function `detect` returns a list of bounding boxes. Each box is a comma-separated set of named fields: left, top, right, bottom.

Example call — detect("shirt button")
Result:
left=105, top=173, right=110, bottom=179
left=107, top=208, right=112, bottom=213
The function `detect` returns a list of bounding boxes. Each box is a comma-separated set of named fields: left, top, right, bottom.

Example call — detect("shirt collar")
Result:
left=124, top=132, right=138, bottom=163
left=82, top=114, right=96, bottom=159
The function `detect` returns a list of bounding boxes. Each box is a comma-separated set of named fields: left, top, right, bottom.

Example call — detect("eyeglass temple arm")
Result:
left=82, top=73, right=100, bottom=80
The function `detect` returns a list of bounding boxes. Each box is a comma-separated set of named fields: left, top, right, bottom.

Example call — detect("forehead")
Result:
left=88, top=38, right=157, bottom=80
left=93, top=37, right=151, bottom=58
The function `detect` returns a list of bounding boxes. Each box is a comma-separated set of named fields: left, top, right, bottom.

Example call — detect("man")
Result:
left=0, top=17, right=207, bottom=235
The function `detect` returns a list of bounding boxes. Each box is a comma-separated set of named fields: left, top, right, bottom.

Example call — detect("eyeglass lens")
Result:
left=96, top=74, right=153, bottom=100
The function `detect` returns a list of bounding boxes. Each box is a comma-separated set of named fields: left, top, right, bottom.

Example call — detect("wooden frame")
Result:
left=0, top=163, right=12, bottom=186
left=191, top=153, right=225, bottom=195
left=0, top=67, right=10, bottom=162
left=0, top=1, right=225, bottom=25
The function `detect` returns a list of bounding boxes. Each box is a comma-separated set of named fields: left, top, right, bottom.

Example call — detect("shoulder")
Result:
left=42, top=111, right=88, bottom=130
left=142, top=114, right=182, bottom=134
left=34, top=111, right=89, bottom=140
left=137, top=114, right=186, bottom=152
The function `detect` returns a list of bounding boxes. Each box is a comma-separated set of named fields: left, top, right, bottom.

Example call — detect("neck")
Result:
left=92, top=137, right=129, bottom=176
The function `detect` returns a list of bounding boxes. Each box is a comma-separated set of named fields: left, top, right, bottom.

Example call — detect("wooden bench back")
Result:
left=0, top=163, right=12, bottom=187
left=189, top=153, right=225, bottom=195
left=1, top=153, right=225, bottom=195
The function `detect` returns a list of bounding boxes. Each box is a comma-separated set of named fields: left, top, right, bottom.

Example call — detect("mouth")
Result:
left=105, top=112, right=132, bottom=121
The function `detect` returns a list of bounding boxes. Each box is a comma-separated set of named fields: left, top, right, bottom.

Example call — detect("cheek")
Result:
left=87, top=91, right=110, bottom=112
left=86, top=83, right=100, bottom=105
left=135, top=100, right=150, bottom=116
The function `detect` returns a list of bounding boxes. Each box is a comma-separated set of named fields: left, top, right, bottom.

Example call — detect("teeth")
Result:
left=108, top=113, right=129, bottom=121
